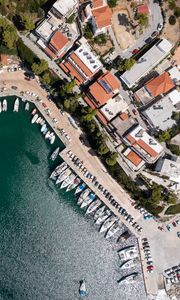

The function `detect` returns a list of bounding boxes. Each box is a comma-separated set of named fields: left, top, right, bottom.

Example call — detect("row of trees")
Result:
left=0, top=18, right=18, bottom=50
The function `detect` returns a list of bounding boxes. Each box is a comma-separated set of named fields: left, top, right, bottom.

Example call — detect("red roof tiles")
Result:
left=146, top=72, right=175, bottom=97
left=50, top=31, right=69, bottom=52
left=92, top=5, right=112, bottom=29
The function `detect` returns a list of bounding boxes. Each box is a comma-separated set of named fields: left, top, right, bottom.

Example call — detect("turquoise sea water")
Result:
left=0, top=96, right=146, bottom=300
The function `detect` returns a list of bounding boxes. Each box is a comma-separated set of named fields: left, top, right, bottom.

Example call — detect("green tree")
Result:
left=107, top=0, right=117, bottom=8
left=84, top=23, right=93, bottom=39
left=171, top=111, right=179, bottom=121
left=136, top=13, right=149, bottom=27
left=31, top=59, right=48, bottom=75
left=106, top=152, right=118, bottom=166
left=21, top=13, right=35, bottom=31
left=3, top=25, right=18, bottom=49
left=94, top=34, right=107, bottom=45
left=158, top=130, right=171, bottom=142
left=16, top=38, right=37, bottom=66
left=120, top=58, right=136, bottom=71
left=169, top=15, right=176, bottom=25
left=81, top=108, right=97, bottom=123
left=66, top=13, right=75, bottom=24
left=64, top=80, right=76, bottom=94
left=42, top=72, right=51, bottom=85
left=98, top=142, right=109, bottom=155
left=167, top=143, right=180, bottom=156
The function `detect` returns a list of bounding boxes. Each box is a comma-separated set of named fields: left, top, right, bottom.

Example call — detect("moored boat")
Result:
left=105, top=220, right=120, bottom=239
left=99, top=215, right=117, bottom=233
left=45, top=131, right=51, bottom=139
left=81, top=192, right=95, bottom=209
left=79, top=280, right=87, bottom=297
left=117, top=272, right=139, bottom=284
left=50, top=162, right=67, bottom=180
left=0, top=102, right=2, bottom=113
left=56, top=168, right=71, bottom=184
left=50, top=134, right=55, bottom=144
left=41, top=124, right=46, bottom=133
left=2, top=99, right=7, bottom=111
left=43, top=127, right=48, bottom=135
left=60, top=173, right=76, bottom=189
left=94, top=205, right=105, bottom=221
left=86, top=199, right=101, bottom=215
left=32, top=108, right=37, bottom=115
left=77, top=188, right=91, bottom=205
left=13, top=98, right=19, bottom=112
left=95, top=209, right=111, bottom=226
left=66, top=177, right=81, bottom=192
left=118, top=245, right=137, bottom=261
left=50, top=147, right=60, bottom=161
left=36, top=116, right=41, bottom=123
left=25, top=102, right=29, bottom=111
left=75, top=183, right=86, bottom=195
left=31, top=113, right=39, bottom=124
left=120, top=259, right=137, bottom=269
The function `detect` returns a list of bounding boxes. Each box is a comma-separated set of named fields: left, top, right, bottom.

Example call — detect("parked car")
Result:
left=145, top=37, right=153, bottom=44
left=132, top=49, right=139, bottom=54
left=157, top=23, right=163, bottom=31
left=177, top=232, right=180, bottom=238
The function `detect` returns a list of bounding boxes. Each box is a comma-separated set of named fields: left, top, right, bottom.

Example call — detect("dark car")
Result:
left=145, top=37, right=153, bottom=44
left=151, top=31, right=158, bottom=38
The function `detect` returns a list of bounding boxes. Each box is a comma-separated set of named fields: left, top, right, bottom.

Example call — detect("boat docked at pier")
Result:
left=99, top=215, right=117, bottom=233
left=79, top=280, right=87, bottom=297
left=60, top=173, right=76, bottom=189
left=66, top=177, right=81, bottom=192
left=118, top=245, right=138, bottom=261
left=50, top=147, right=60, bottom=161
left=75, top=183, right=86, bottom=195
left=45, top=131, right=51, bottom=139
left=50, top=162, right=67, bottom=180
left=50, top=134, right=55, bottom=145
left=32, top=108, right=37, bottom=115
left=25, top=102, right=29, bottom=111
left=77, top=188, right=91, bottom=205
left=36, top=116, right=41, bottom=124
left=86, top=199, right=101, bottom=215
left=41, top=124, right=47, bottom=133
left=0, top=102, right=2, bottom=113
left=2, top=99, right=7, bottom=111
left=95, top=209, right=111, bottom=226
left=81, top=192, right=95, bottom=209
left=31, top=113, right=38, bottom=124
left=56, top=168, right=71, bottom=184
left=117, top=272, right=139, bottom=284
left=105, top=220, right=120, bottom=239
left=13, top=98, right=19, bottom=112
left=94, top=205, right=105, bottom=221
left=120, top=259, right=137, bottom=269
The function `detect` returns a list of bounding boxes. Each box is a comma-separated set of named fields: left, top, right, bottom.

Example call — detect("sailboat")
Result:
left=25, top=102, right=29, bottom=111
left=2, top=99, right=7, bottom=111
left=31, top=113, right=39, bottom=124
left=50, top=147, right=60, bottom=161
left=13, top=98, right=19, bottom=112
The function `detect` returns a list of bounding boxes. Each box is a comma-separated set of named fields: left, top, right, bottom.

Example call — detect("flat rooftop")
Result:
left=36, top=18, right=56, bottom=41
left=52, top=0, right=78, bottom=16
left=74, top=45, right=102, bottom=74
left=111, top=115, right=136, bottom=136
left=142, top=94, right=177, bottom=131
left=158, top=158, right=180, bottom=183
left=100, top=94, right=128, bottom=121
left=120, top=39, right=172, bottom=88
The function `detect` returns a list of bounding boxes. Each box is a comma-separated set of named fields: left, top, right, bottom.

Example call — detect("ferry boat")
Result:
left=50, top=162, right=67, bottom=180
left=0, top=102, right=2, bottom=113
left=13, top=98, right=19, bottom=112
left=32, top=108, right=37, bottom=115
left=117, top=272, right=139, bottom=284
left=81, top=193, right=95, bottom=209
left=41, top=124, right=46, bottom=133
left=94, top=205, right=105, bottom=221
left=79, top=280, right=87, bottom=297
left=120, top=259, right=137, bottom=269
left=66, top=177, right=81, bottom=192
left=25, top=102, right=29, bottom=111
left=86, top=199, right=101, bottom=215
left=95, top=209, right=111, bottom=226
left=75, top=183, right=86, bottom=195
left=50, top=134, right=55, bottom=145
left=31, top=113, right=39, bottom=124
left=99, top=215, right=117, bottom=233
left=45, top=131, right=51, bottom=139
left=77, top=188, right=91, bottom=205
left=105, top=220, right=120, bottom=239
left=56, top=168, right=71, bottom=184
left=118, top=246, right=138, bottom=261
left=2, top=99, right=7, bottom=111
left=50, top=147, right=60, bottom=161
left=60, top=173, right=76, bottom=189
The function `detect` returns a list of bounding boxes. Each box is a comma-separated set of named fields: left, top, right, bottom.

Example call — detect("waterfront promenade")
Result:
left=1, top=69, right=180, bottom=298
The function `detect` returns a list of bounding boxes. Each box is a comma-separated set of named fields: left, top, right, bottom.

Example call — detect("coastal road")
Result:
left=1, top=70, right=180, bottom=297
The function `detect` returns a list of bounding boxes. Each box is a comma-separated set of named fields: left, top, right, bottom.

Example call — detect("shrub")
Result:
left=94, top=34, right=107, bottom=45
left=166, top=143, right=180, bottom=156
left=165, top=204, right=180, bottom=215
left=169, top=15, right=176, bottom=25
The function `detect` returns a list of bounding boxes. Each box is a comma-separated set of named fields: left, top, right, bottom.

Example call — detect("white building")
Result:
left=49, top=0, right=78, bottom=19
left=120, top=39, right=172, bottom=88
left=156, top=158, right=180, bottom=184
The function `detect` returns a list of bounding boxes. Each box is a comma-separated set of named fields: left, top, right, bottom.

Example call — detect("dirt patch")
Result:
left=161, top=2, right=180, bottom=44
left=90, top=38, right=113, bottom=56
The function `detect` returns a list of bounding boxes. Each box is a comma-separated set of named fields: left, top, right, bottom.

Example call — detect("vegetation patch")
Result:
left=165, top=204, right=180, bottom=215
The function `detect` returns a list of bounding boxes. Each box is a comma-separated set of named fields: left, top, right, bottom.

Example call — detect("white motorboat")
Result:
left=81, top=193, right=95, bottom=209
left=66, top=177, right=81, bottom=192
left=45, top=131, right=51, bottom=139
left=74, top=183, right=86, bottom=195
left=36, top=116, right=41, bottom=123
left=31, top=113, right=39, bottom=124
left=118, top=246, right=138, bottom=261
left=95, top=210, right=111, bottom=226
left=77, top=188, right=91, bottom=205
left=32, top=108, right=37, bottom=115
left=41, top=124, right=46, bottom=133
left=120, top=259, right=137, bottom=269
left=117, top=272, right=139, bottom=284
left=0, top=102, right=2, bottom=113
left=50, top=134, right=55, bottom=145
left=13, top=98, right=19, bottom=112
left=25, top=102, right=29, bottom=111
left=86, top=199, right=101, bottom=215
left=56, top=168, right=71, bottom=184
left=99, top=215, right=117, bottom=233
left=43, top=127, right=48, bottom=135
left=50, top=147, right=60, bottom=161
left=60, top=173, right=76, bottom=189
left=105, top=220, right=120, bottom=239
left=50, top=162, right=67, bottom=180
left=94, top=205, right=105, bottom=221
left=2, top=99, right=7, bottom=111
left=79, top=280, right=87, bottom=297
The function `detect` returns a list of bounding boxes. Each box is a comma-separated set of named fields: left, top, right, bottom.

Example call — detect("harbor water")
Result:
left=0, top=96, right=146, bottom=300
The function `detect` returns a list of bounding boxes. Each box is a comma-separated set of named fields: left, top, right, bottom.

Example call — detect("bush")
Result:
left=108, top=0, right=117, bottom=8
left=169, top=15, right=176, bottom=25
left=174, top=7, right=180, bottom=18
left=167, top=143, right=180, bottom=155
left=66, top=13, right=75, bottom=24
left=94, top=34, right=107, bottom=45
left=84, top=23, right=93, bottom=39
left=165, top=204, right=180, bottom=215
left=16, top=38, right=38, bottom=66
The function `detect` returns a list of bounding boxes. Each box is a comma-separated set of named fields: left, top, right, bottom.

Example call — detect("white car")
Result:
left=157, top=23, right=163, bottom=31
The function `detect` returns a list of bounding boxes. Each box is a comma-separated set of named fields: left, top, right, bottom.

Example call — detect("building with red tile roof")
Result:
left=124, top=125, right=164, bottom=163
left=92, top=5, right=112, bottom=30
left=146, top=72, right=175, bottom=97
left=60, top=44, right=102, bottom=85
left=49, top=31, right=69, bottom=53
left=137, top=4, right=149, bottom=15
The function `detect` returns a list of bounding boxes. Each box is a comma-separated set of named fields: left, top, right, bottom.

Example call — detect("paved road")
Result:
left=111, top=0, right=163, bottom=59
left=20, top=34, right=70, bottom=81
